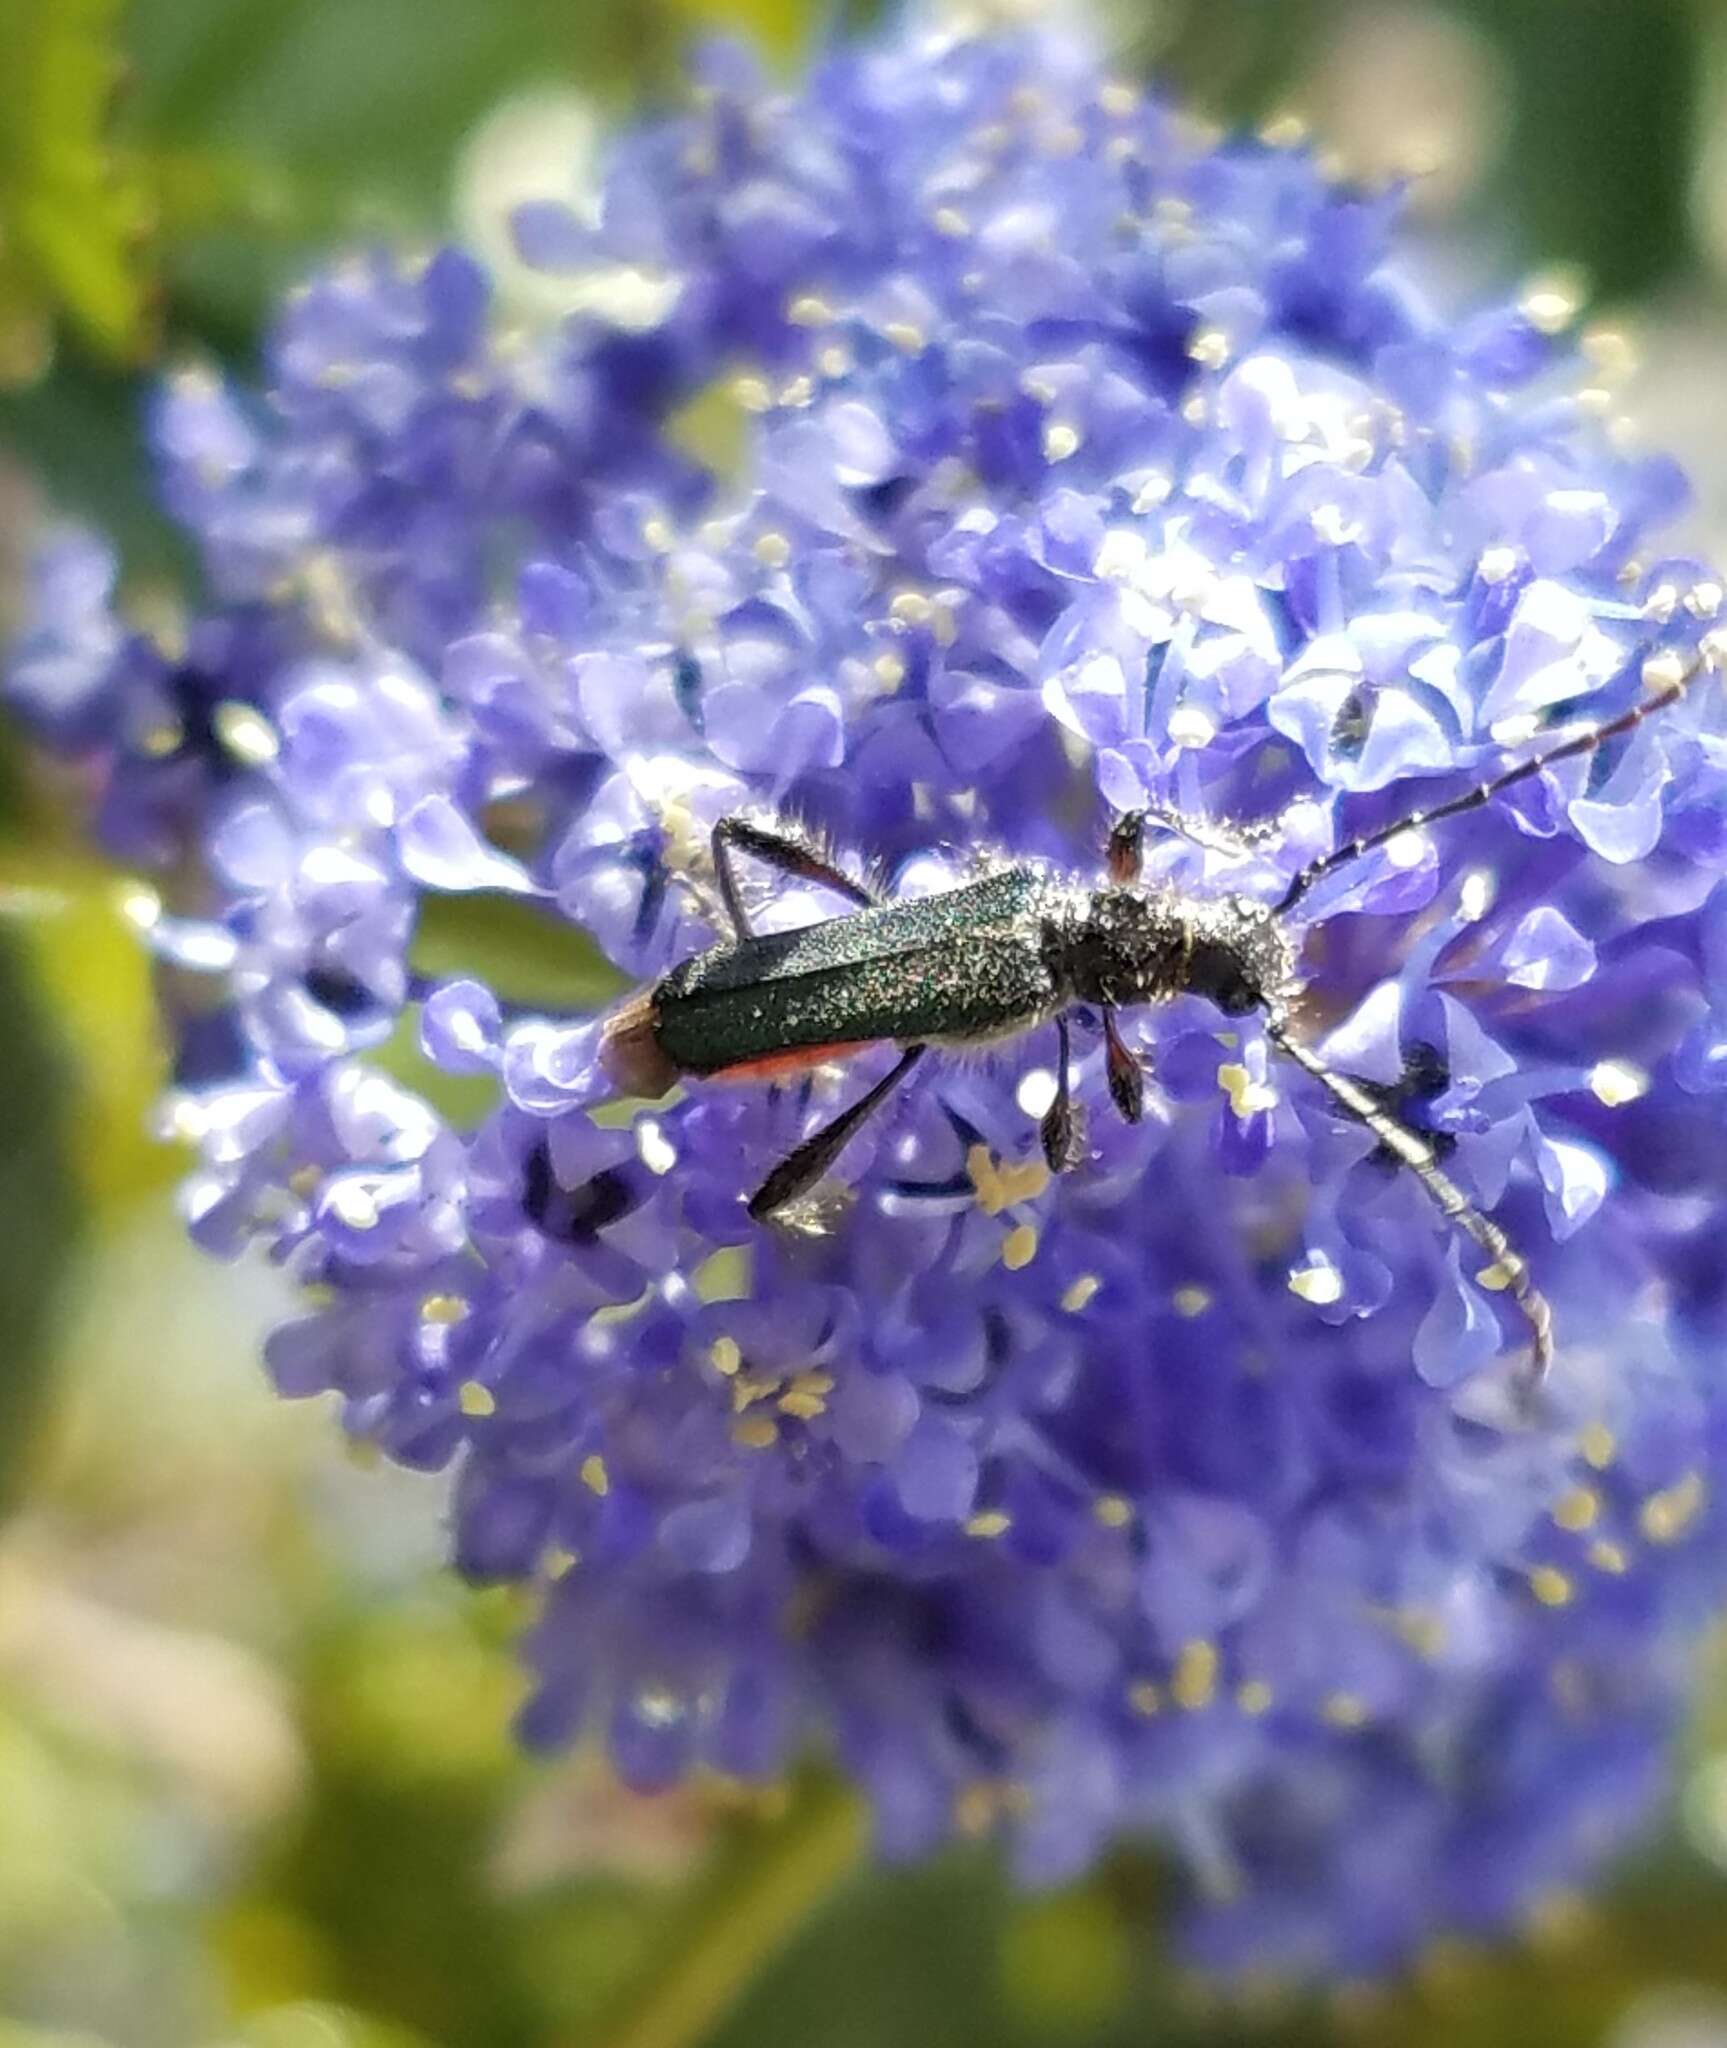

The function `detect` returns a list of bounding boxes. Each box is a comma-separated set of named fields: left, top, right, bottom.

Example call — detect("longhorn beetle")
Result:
left=601, top=649, right=1710, bottom=1389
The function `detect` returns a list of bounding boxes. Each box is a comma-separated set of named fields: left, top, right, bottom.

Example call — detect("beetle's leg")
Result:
left=748, top=1045, right=927, bottom=1218
left=1101, top=1007, right=1145, bottom=1124
left=1039, top=1013, right=1084, bottom=1171
left=1106, top=810, right=1146, bottom=883
left=1135, top=803, right=1287, bottom=864
left=1263, top=1013, right=1554, bottom=1398
left=712, top=814, right=882, bottom=939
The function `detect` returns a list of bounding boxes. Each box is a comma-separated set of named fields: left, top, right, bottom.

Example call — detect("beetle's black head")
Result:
left=1181, top=895, right=1292, bottom=1017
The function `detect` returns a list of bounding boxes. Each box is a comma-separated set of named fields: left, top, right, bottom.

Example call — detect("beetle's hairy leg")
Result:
left=1101, top=1007, right=1145, bottom=1124
left=712, top=814, right=882, bottom=940
left=1039, top=1013, right=1084, bottom=1171
left=1264, top=1014, right=1555, bottom=1396
left=1134, top=802, right=1286, bottom=864
left=1107, top=810, right=1146, bottom=883
left=748, top=1045, right=927, bottom=1219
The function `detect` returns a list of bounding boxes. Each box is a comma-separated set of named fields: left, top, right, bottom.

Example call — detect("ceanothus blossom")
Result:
left=11, top=14, right=1727, bottom=1982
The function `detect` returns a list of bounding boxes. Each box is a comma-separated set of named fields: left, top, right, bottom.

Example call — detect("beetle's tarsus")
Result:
left=1102, top=1008, right=1144, bottom=1124
left=1039, top=1013, right=1084, bottom=1170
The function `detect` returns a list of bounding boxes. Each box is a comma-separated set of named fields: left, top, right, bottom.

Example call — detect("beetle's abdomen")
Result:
left=651, top=865, right=1064, bottom=1078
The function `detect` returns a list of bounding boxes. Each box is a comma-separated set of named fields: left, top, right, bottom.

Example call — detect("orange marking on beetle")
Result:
left=710, top=1039, right=879, bottom=1083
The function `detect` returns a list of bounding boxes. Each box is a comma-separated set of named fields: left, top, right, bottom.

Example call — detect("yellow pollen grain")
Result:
left=731, top=1373, right=781, bottom=1413
left=732, top=1415, right=780, bottom=1451
left=1062, top=1274, right=1101, bottom=1314
left=965, top=1510, right=1012, bottom=1539
left=1552, top=1488, right=1600, bottom=1533
left=1187, top=326, right=1231, bottom=370
left=590, top=1287, right=653, bottom=1330
left=1322, top=1693, right=1369, bottom=1730
left=685, top=1184, right=752, bottom=1284
left=1520, top=269, right=1583, bottom=336
left=753, top=531, right=792, bottom=570
left=1259, top=112, right=1308, bottom=148
left=966, top=1144, right=1007, bottom=1216
left=730, top=372, right=772, bottom=413
left=1582, top=324, right=1636, bottom=380
left=1642, top=643, right=1690, bottom=691
left=1236, top=1680, right=1274, bottom=1716
left=1590, top=1058, right=1647, bottom=1107
left=995, top=1158, right=1051, bottom=1207
left=420, top=1293, right=469, bottom=1325
left=931, top=206, right=970, bottom=239
left=1171, top=1640, right=1218, bottom=1711
left=580, top=1454, right=610, bottom=1496
left=1094, top=1494, right=1134, bottom=1529
left=883, top=321, right=925, bottom=354
left=138, top=722, right=183, bottom=759
left=1640, top=1471, right=1705, bottom=1545
left=1476, top=1259, right=1517, bottom=1293
left=1588, top=1540, right=1629, bottom=1576
left=1001, top=1223, right=1039, bottom=1272
left=710, top=1335, right=742, bottom=1377
left=1098, top=79, right=1138, bottom=119
left=1288, top=1261, right=1344, bottom=1308
left=545, top=1546, right=580, bottom=1578
left=1172, top=1285, right=1212, bottom=1319
left=1580, top=1421, right=1617, bottom=1470
left=818, top=343, right=852, bottom=380
left=777, top=375, right=814, bottom=409
left=458, top=1381, right=496, bottom=1419
left=214, top=701, right=279, bottom=765
left=778, top=1370, right=833, bottom=1421
left=1217, top=1063, right=1276, bottom=1119
left=1041, top=421, right=1081, bottom=463
left=787, top=293, right=833, bottom=326
left=1127, top=1679, right=1163, bottom=1717
left=953, top=1782, right=997, bottom=1836
left=1392, top=1611, right=1447, bottom=1660
left=890, top=589, right=934, bottom=628
left=1529, top=1566, right=1575, bottom=1608
left=872, top=651, right=907, bottom=692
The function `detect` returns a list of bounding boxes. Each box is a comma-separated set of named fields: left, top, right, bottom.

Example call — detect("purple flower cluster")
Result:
left=14, top=14, right=1727, bottom=1980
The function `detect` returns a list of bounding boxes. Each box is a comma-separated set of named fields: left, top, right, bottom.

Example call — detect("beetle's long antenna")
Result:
left=1272, top=649, right=1708, bottom=918
left=1263, top=1014, right=1555, bottom=1392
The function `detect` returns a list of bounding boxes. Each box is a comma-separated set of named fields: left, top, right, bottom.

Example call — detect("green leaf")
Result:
left=412, top=891, right=627, bottom=1013
left=0, top=848, right=174, bottom=1212
left=0, top=0, right=156, bottom=379
left=118, top=0, right=685, bottom=343
left=0, top=921, right=80, bottom=1520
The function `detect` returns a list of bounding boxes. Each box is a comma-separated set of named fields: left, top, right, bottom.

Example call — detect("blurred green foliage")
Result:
left=4, top=3, right=1727, bottom=2046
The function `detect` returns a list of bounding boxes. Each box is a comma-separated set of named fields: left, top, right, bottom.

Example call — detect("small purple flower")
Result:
left=12, top=11, right=1727, bottom=1981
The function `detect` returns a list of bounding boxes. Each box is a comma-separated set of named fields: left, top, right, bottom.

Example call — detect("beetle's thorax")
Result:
left=1051, top=883, right=1292, bottom=1018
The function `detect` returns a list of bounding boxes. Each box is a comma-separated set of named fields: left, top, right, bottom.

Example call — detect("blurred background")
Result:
left=4, top=2, right=1727, bottom=2044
